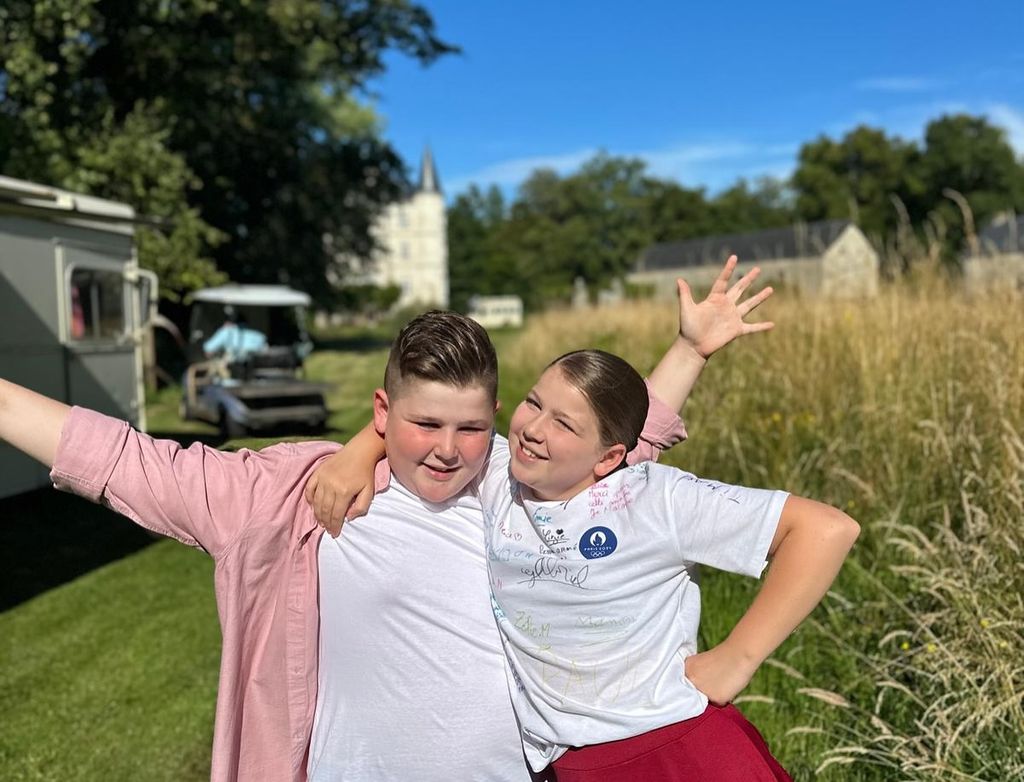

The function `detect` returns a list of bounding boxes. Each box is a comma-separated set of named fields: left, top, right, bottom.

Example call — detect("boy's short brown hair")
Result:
left=383, top=311, right=498, bottom=401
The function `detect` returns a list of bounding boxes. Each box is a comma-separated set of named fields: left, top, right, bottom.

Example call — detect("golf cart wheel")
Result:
left=218, top=409, right=247, bottom=440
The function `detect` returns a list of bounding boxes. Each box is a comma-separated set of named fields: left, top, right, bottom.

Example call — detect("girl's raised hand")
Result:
left=676, top=255, right=774, bottom=360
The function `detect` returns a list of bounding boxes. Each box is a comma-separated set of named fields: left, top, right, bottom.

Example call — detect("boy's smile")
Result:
left=374, top=379, right=497, bottom=503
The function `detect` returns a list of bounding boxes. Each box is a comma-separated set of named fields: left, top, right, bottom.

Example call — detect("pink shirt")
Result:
left=50, top=390, right=684, bottom=781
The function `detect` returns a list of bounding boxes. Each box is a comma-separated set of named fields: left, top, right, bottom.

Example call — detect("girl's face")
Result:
left=508, top=364, right=627, bottom=501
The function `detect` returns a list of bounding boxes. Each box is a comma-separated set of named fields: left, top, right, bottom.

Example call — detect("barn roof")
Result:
left=636, top=219, right=853, bottom=271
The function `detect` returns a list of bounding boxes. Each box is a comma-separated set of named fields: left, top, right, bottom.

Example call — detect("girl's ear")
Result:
left=372, top=389, right=390, bottom=436
left=593, top=443, right=628, bottom=479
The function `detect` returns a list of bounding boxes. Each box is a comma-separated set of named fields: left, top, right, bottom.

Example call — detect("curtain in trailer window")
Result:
left=68, top=268, right=125, bottom=341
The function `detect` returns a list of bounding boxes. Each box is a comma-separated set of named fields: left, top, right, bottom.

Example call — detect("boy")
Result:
left=0, top=258, right=771, bottom=780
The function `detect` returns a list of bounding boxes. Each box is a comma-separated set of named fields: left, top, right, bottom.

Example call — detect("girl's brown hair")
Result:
left=548, top=349, right=648, bottom=451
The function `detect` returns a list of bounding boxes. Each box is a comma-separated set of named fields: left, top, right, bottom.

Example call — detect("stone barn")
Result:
left=629, top=219, right=879, bottom=299
left=963, top=212, right=1024, bottom=294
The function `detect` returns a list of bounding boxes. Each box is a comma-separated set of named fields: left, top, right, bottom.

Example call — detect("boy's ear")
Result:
left=494, top=399, right=501, bottom=414
left=593, top=443, right=628, bottom=479
left=372, top=389, right=390, bottom=436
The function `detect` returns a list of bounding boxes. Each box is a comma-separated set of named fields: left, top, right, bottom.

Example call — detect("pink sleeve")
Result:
left=50, top=407, right=284, bottom=557
left=626, top=380, right=687, bottom=465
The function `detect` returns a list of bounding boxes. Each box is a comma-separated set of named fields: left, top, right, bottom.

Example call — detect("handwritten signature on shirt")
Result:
left=519, top=556, right=592, bottom=589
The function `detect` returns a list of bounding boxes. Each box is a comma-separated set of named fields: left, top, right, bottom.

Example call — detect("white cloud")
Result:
left=855, top=77, right=944, bottom=92
left=447, top=139, right=799, bottom=196
left=442, top=101, right=1024, bottom=199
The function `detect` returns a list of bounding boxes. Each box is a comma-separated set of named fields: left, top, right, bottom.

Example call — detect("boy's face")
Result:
left=373, top=379, right=497, bottom=503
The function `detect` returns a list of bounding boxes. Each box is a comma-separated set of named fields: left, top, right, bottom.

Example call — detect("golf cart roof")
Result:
left=192, top=285, right=312, bottom=307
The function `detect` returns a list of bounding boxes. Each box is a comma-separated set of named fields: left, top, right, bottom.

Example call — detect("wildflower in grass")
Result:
left=979, top=618, right=991, bottom=628
left=925, top=642, right=937, bottom=653
left=900, top=641, right=910, bottom=651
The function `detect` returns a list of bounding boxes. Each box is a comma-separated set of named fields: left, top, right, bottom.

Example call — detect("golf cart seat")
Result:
left=233, top=346, right=299, bottom=380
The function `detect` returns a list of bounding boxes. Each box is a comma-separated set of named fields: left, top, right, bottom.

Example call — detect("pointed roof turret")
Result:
left=418, top=145, right=441, bottom=194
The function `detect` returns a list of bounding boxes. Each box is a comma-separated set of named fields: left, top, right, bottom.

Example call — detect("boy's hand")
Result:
left=676, top=254, right=774, bottom=360
left=683, top=644, right=757, bottom=705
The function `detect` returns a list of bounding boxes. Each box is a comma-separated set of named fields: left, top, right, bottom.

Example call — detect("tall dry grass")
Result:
left=497, top=278, right=1024, bottom=780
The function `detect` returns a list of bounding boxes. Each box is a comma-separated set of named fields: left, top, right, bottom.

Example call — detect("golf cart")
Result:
left=180, top=285, right=328, bottom=437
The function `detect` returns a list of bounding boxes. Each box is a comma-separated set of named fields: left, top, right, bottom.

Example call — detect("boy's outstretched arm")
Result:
left=684, top=497, right=860, bottom=704
left=647, top=254, right=774, bottom=415
left=0, top=379, right=71, bottom=467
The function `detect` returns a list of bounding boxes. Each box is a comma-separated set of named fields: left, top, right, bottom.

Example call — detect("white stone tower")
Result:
left=369, top=146, right=449, bottom=308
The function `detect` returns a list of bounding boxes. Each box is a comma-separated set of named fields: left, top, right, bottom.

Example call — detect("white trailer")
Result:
left=0, top=176, right=156, bottom=498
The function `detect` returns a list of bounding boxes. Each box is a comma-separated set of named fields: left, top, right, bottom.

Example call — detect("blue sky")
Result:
left=367, top=0, right=1024, bottom=200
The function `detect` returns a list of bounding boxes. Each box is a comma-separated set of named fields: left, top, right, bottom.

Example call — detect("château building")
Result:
left=364, top=146, right=449, bottom=309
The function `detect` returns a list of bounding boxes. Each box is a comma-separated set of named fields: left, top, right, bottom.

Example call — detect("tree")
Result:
left=643, top=180, right=716, bottom=242
left=792, top=126, right=921, bottom=241
left=916, top=114, right=1024, bottom=254
left=0, top=0, right=455, bottom=303
left=447, top=185, right=511, bottom=312
left=709, top=177, right=795, bottom=234
left=500, top=154, right=656, bottom=306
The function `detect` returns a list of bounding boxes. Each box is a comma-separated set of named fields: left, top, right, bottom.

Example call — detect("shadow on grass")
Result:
left=0, top=488, right=158, bottom=612
left=312, top=334, right=393, bottom=352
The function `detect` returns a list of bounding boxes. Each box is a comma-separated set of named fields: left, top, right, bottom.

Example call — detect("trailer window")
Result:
left=68, top=268, right=125, bottom=341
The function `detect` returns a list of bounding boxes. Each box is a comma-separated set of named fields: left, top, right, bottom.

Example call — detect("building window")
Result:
left=68, top=267, right=125, bottom=341
left=401, top=242, right=410, bottom=259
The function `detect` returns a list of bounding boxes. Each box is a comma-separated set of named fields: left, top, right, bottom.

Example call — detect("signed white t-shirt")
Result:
left=309, top=459, right=534, bottom=781
left=481, top=461, right=788, bottom=771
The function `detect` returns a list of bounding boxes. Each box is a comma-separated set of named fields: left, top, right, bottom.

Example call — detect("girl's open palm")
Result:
left=677, top=255, right=774, bottom=359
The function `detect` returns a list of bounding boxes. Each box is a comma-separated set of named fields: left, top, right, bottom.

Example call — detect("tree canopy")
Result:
left=0, top=0, right=455, bottom=302
left=449, top=114, right=1024, bottom=310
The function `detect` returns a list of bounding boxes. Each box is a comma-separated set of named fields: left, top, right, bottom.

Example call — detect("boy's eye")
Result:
left=525, top=397, right=540, bottom=410
left=555, top=419, right=575, bottom=433
left=415, top=421, right=440, bottom=430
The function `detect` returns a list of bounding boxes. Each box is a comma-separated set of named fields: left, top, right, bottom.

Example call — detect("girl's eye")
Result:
left=525, top=397, right=540, bottom=410
left=556, top=419, right=575, bottom=433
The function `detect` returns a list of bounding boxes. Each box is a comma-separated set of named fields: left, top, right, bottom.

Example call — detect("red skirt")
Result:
left=550, top=704, right=792, bottom=782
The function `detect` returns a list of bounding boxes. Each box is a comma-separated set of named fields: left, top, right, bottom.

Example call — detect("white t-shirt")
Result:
left=481, top=460, right=788, bottom=771
left=308, top=457, right=533, bottom=781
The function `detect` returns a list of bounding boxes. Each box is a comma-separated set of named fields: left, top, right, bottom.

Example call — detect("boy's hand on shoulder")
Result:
left=683, top=643, right=758, bottom=705
left=676, top=254, right=774, bottom=360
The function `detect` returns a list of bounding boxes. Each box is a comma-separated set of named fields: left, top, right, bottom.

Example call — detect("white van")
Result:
left=467, top=295, right=524, bottom=329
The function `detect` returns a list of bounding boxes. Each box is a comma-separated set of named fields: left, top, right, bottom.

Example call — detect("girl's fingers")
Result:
left=346, top=486, right=374, bottom=521
left=727, top=266, right=761, bottom=302
left=304, top=473, right=319, bottom=504
left=711, top=255, right=738, bottom=294
left=737, top=286, right=773, bottom=315
left=742, top=321, right=774, bottom=334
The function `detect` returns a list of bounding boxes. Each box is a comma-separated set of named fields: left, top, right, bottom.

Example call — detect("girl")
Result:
left=481, top=349, right=858, bottom=780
